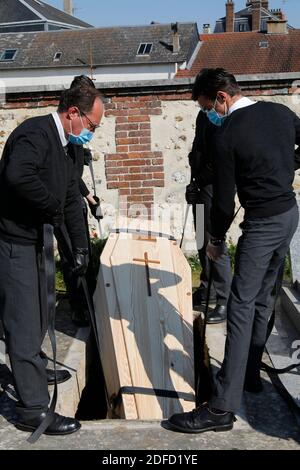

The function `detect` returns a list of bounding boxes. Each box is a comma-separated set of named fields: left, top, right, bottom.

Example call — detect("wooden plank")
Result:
left=110, top=235, right=195, bottom=419
left=170, top=241, right=195, bottom=410
left=94, top=234, right=138, bottom=419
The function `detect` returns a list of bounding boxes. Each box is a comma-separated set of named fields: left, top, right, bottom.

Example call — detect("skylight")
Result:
left=137, top=43, right=153, bottom=55
left=0, top=49, right=18, bottom=62
left=53, top=52, right=62, bottom=61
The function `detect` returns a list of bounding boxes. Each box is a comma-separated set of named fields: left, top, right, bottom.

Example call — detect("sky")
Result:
left=46, top=0, right=300, bottom=29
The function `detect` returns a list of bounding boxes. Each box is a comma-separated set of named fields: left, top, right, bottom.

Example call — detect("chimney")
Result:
left=267, top=16, right=288, bottom=34
left=171, top=23, right=180, bottom=53
left=64, top=0, right=73, bottom=16
left=261, top=1, right=269, bottom=10
left=203, top=23, right=211, bottom=34
left=251, top=0, right=261, bottom=31
left=226, top=1, right=234, bottom=33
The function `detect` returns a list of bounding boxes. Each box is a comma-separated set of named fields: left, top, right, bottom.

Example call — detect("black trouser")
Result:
left=194, top=185, right=232, bottom=305
left=210, top=204, right=299, bottom=412
left=0, top=238, right=49, bottom=420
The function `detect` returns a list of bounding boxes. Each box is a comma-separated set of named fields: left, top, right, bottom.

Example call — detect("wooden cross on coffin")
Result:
left=133, top=252, right=160, bottom=297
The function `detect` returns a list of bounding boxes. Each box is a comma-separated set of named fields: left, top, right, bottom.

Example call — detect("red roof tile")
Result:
left=178, top=30, right=300, bottom=77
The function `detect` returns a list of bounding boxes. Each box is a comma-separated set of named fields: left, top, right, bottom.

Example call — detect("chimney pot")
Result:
left=251, top=0, right=261, bottom=31
left=64, top=0, right=73, bottom=16
left=203, top=23, right=211, bottom=34
left=226, top=1, right=235, bottom=33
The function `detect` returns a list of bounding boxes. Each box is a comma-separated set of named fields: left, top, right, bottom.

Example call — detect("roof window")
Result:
left=137, top=43, right=153, bottom=55
left=53, top=52, right=62, bottom=61
left=0, top=49, right=18, bottom=62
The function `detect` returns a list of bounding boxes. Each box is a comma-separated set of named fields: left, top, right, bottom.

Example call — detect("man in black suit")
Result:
left=188, top=109, right=232, bottom=323
left=168, top=68, right=300, bottom=434
left=0, top=85, right=103, bottom=436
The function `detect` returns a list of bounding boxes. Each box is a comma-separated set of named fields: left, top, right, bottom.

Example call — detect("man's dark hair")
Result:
left=70, top=75, right=96, bottom=89
left=192, top=68, right=241, bottom=101
left=58, top=85, right=101, bottom=113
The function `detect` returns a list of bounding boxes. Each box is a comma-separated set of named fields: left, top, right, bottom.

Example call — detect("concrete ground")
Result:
left=0, top=301, right=300, bottom=450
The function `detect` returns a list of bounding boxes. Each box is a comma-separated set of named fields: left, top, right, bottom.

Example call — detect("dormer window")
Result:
left=137, top=43, right=153, bottom=55
left=0, top=49, right=18, bottom=62
left=53, top=52, right=62, bottom=61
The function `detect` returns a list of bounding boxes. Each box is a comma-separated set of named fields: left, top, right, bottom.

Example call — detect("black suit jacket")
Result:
left=0, top=114, right=87, bottom=249
left=188, top=110, right=216, bottom=189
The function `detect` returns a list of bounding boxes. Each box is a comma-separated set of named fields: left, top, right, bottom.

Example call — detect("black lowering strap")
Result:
left=27, top=224, right=57, bottom=444
left=112, top=386, right=195, bottom=409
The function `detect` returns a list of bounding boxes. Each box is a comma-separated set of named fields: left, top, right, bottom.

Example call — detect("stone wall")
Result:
left=1, top=90, right=300, bottom=249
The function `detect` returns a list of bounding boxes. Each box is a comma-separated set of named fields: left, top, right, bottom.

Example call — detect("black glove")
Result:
left=83, top=148, right=93, bottom=166
left=44, top=205, right=64, bottom=229
left=89, top=196, right=103, bottom=220
left=73, top=248, right=89, bottom=277
left=185, top=180, right=201, bottom=205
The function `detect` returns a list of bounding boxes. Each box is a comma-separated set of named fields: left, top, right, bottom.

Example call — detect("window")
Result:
left=0, top=49, right=17, bottom=61
left=53, top=52, right=62, bottom=61
left=137, top=43, right=153, bottom=55
left=259, top=41, right=269, bottom=48
left=238, top=23, right=247, bottom=32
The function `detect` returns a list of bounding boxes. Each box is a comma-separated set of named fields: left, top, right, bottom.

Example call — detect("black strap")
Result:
left=55, top=226, right=110, bottom=407
left=111, top=228, right=176, bottom=241
left=27, top=225, right=57, bottom=444
left=261, top=258, right=300, bottom=375
left=112, top=386, right=195, bottom=409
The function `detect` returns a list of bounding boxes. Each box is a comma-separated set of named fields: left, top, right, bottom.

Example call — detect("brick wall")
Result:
left=104, top=96, right=164, bottom=215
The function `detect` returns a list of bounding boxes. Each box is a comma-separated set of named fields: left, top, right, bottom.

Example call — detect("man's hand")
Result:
left=73, top=248, right=89, bottom=277
left=44, top=205, right=64, bottom=228
left=206, top=240, right=225, bottom=262
left=87, top=194, right=103, bottom=220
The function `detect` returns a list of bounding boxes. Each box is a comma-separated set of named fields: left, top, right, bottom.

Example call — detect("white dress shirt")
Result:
left=52, top=111, right=69, bottom=148
left=228, top=96, right=257, bottom=115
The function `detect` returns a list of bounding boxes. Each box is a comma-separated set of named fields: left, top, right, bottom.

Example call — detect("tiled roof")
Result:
left=177, top=30, right=300, bottom=77
left=0, top=0, right=92, bottom=29
left=0, top=22, right=199, bottom=69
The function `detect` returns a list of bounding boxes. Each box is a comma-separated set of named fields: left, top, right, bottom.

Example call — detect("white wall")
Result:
left=0, top=63, right=178, bottom=89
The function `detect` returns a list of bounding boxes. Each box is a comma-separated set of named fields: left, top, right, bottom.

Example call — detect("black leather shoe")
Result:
left=168, top=403, right=235, bottom=434
left=15, top=412, right=81, bottom=436
left=206, top=304, right=227, bottom=324
left=46, top=369, right=71, bottom=385
left=193, top=287, right=216, bottom=308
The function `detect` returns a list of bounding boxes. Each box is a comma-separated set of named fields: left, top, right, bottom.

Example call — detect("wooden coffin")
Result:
left=93, top=218, right=195, bottom=419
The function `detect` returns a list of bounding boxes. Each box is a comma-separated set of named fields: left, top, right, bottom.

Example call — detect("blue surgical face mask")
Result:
left=68, top=116, right=94, bottom=146
left=206, top=109, right=227, bottom=127
left=204, top=97, right=228, bottom=127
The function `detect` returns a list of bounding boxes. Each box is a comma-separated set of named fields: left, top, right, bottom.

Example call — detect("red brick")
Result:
left=119, top=189, right=131, bottom=196
left=139, top=138, right=151, bottom=145
left=153, top=172, right=164, bottom=179
left=129, top=181, right=142, bottom=188
left=129, top=167, right=142, bottom=174
left=105, top=109, right=129, bottom=117
left=127, top=152, right=153, bottom=159
left=152, top=158, right=164, bottom=165
left=115, top=131, right=128, bottom=139
left=112, top=96, right=134, bottom=102
left=128, top=145, right=151, bottom=152
left=107, top=183, right=119, bottom=189
left=116, top=138, right=139, bottom=145
left=106, top=167, right=129, bottom=175
left=127, top=174, right=152, bottom=181
left=140, top=123, right=151, bottom=130
left=116, top=145, right=129, bottom=153
left=123, top=159, right=149, bottom=167
left=106, top=153, right=129, bottom=161
left=116, top=117, right=128, bottom=124
left=128, top=130, right=151, bottom=138
left=105, top=161, right=117, bottom=168
left=131, top=188, right=153, bottom=195
left=128, top=116, right=150, bottom=123
left=116, top=124, right=139, bottom=131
